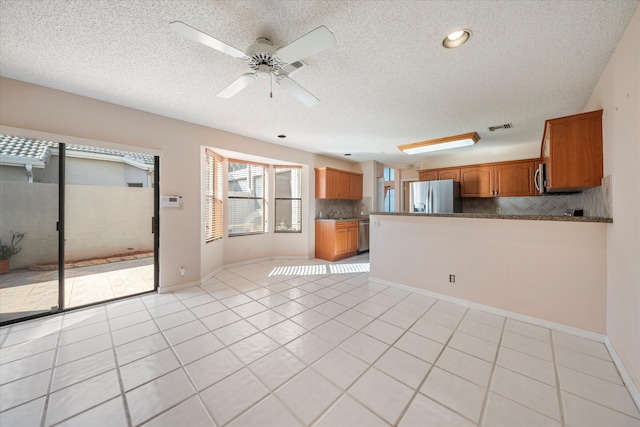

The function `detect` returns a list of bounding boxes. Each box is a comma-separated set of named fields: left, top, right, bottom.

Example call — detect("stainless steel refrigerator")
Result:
left=409, top=179, right=462, bottom=213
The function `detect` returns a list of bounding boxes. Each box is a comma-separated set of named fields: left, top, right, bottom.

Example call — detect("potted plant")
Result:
left=0, top=232, right=25, bottom=274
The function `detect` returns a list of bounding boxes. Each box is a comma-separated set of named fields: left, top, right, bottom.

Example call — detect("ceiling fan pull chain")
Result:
left=270, top=73, right=273, bottom=99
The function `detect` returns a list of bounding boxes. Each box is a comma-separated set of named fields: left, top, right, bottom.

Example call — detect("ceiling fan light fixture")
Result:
left=442, top=29, right=471, bottom=48
left=398, top=132, right=480, bottom=155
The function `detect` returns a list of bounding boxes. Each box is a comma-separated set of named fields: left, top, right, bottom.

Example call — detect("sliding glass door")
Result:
left=0, top=136, right=158, bottom=325
left=0, top=137, right=60, bottom=323
left=63, top=143, right=157, bottom=308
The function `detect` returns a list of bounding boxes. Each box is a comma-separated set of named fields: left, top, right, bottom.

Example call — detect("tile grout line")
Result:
left=392, top=304, right=470, bottom=426
left=226, top=269, right=381, bottom=426
left=550, top=330, right=568, bottom=426
left=476, top=314, right=507, bottom=426
left=305, top=282, right=417, bottom=426
left=216, top=267, right=388, bottom=426
left=39, top=318, right=62, bottom=427
left=130, top=294, right=213, bottom=427
left=109, top=303, right=138, bottom=427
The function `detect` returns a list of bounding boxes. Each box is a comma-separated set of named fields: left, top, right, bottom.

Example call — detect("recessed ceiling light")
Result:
left=442, top=29, right=471, bottom=49
left=277, top=134, right=286, bottom=138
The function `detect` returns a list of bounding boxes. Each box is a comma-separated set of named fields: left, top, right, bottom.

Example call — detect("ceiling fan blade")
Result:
left=217, top=73, right=256, bottom=98
left=170, top=21, right=246, bottom=59
left=275, top=26, right=336, bottom=64
left=277, top=76, right=320, bottom=107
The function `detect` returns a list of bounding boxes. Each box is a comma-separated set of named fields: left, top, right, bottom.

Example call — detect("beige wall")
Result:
left=585, top=6, right=640, bottom=394
left=0, top=182, right=153, bottom=268
left=0, top=77, right=354, bottom=290
left=370, top=215, right=608, bottom=333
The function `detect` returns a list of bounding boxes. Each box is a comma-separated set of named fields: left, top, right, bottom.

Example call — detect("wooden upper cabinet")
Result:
left=459, top=160, right=537, bottom=198
left=315, top=167, right=363, bottom=200
left=542, top=110, right=603, bottom=192
left=349, top=173, right=363, bottom=200
left=494, top=160, right=536, bottom=197
left=316, top=168, right=339, bottom=198
left=460, top=166, right=494, bottom=197
left=418, top=168, right=460, bottom=182
left=438, top=168, right=460, bottom=181
left=418, top=170, right=438, bottom=181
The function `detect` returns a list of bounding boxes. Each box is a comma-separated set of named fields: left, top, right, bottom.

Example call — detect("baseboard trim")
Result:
left=605, top=336, right=640, bottom=410
left=369, top=276, right=606, bottom=343
left=157, top=279, right=201, bottom=294
left=200, top=266, right=224, bottom=285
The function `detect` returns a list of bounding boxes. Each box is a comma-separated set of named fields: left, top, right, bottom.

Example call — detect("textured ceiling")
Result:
left=1, top=0, right=637, bottom=167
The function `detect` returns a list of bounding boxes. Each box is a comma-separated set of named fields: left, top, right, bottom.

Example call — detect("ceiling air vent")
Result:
left=488, top=123, right=513, bottom=132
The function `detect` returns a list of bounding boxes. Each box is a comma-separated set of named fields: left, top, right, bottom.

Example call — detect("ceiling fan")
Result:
left=170, top=21, right=336, bottom=107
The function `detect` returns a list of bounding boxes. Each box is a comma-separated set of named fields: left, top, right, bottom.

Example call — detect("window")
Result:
left=228, top=160, right=266, bottom=236
left=384, top=167, right=395, bottom=182
left=274, top=166, right=302, bottom=233
left=383, top=166, right=395, bottom=212
left=205, top=149, right=223, bottom=242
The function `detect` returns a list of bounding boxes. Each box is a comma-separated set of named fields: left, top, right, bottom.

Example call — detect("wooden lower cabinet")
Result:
left=315, top=220, right=359, bottom=262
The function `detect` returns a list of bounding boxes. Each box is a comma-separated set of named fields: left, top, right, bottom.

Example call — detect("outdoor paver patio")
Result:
left=0, top=257, right=154, bottom=323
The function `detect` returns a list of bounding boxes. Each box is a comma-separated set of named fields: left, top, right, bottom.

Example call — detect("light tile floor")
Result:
left=0, top=255, right=639, bottom=426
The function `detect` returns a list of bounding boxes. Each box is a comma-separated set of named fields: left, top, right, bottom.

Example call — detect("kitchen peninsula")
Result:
left=369, top=212, right=610, bottom=335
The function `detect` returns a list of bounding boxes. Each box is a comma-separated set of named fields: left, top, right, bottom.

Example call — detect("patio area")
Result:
left=0, top=257, right=154, bottom=323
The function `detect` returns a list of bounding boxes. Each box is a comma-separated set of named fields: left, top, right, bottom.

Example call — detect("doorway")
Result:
left=0, top=136, right=159, bottom=325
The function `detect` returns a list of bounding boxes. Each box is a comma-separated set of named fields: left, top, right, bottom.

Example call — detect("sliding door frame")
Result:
left=0, top=145, right=160, bottom=326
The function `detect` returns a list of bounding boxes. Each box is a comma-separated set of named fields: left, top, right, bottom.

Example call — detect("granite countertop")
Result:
left=371, top=212, right=613, bottom=223
left=315, top=216, right=370, bottom=222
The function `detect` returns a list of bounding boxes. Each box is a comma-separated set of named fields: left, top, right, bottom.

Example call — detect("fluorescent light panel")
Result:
left=398, top=132, right=480, bottom=155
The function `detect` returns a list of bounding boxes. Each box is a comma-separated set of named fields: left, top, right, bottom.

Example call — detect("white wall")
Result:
left=584, top=5, right=640, bottom=394
left=419, top=142, right=541, bottom=170
left=370, top=214, right=608, bottom=333
left=0, top=77, right=355, bottom=290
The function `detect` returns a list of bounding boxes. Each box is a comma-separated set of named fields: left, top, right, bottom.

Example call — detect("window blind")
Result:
left=205, top=149, right=223, bottom=242
left=228, top=160, right=266, bottom=236
left=274, top=167, right=302, bottom=233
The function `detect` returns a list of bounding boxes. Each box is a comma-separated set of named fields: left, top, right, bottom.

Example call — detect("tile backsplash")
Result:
left=316, top=177, right=611, bottom=218
left=316, top=197, right=371, bottom=219
left=463, top=195, right=574, bottom=216
left=462, top=176, right=611, bottom=217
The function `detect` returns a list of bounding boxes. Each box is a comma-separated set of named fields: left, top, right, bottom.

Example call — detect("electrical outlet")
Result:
left=373, top=218, right=381, bottom=227
left=449, top=274, right=455, bottom=283
left=179, top=266, right=186, bottom=276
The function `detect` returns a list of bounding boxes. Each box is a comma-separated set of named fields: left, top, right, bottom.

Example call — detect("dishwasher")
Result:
left=358, top=219, right=370, bottom=253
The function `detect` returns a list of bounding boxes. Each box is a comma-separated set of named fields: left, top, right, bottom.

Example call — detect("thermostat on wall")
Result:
left=161, top=195, right=181, bottom=208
